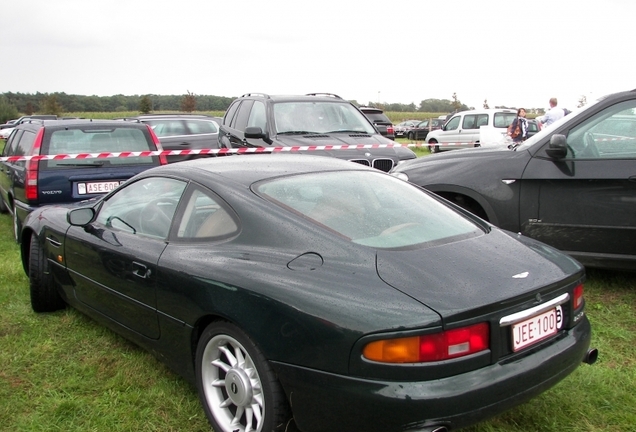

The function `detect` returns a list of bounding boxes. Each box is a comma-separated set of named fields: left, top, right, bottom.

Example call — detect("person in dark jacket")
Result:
left=507, top=108, right=528, bottom=148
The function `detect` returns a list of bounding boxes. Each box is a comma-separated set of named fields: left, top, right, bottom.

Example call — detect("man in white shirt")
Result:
left=537, top=97, right=564, bottom=128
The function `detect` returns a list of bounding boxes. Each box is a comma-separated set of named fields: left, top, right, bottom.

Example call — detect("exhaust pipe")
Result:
left=583, top=348, right=598, bottom=365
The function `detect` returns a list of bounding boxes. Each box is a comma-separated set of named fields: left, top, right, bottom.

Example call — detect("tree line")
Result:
left=1, top=91, right=541, bottom=124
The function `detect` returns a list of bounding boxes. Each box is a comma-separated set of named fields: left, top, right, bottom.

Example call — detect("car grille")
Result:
left=349, top=158, right=394, bottom=172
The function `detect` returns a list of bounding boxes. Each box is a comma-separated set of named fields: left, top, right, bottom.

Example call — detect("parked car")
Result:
left=0, top=126, right=13, bottom=140
left=425, top=109, right=518, bottom=153
left=21, top=154, right=595, bottom=432
left=219, top=93, right=415, bottom=172
left=391, top=89, right=636, bottom=271
left=407, top=118, right=446, bottom=141
left=0, top=119, right=166, bottom=242
left=121, top=114, right=220, bottom=163
left=393, top=119, right=420, bottom=137
left=527, top=118, right=540, bottom=138
left=358, top=106, right=395, bottom=140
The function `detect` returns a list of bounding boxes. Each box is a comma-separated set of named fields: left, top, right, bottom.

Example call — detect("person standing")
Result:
left=507, top=108, right=528, bottom=148
left=538, top=97, right=564, bottom=128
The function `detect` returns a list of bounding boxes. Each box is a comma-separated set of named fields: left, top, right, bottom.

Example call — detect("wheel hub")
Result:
left=225, top=367, right=253, bottom=407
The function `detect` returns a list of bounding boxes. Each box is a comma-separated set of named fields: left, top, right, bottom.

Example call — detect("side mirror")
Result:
left=68, top=207, right=96, bottom=226
left=545, top=134, right=568, bottom=159
left=245, top=126, right=272, bottom=145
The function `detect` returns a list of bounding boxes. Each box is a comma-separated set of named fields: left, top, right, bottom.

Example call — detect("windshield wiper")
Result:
left=277, top=130, right=318, bottom=135
left=325, top=129, right=366, bottom=134
left=55, top=162, right=106, bottom=167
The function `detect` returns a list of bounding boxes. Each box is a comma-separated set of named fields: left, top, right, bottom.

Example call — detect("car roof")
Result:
left=144, top=154, right=373, bottom=187
left=17, top=119, right=148, bottom=129
left=239, top=93, right=349, bottom=104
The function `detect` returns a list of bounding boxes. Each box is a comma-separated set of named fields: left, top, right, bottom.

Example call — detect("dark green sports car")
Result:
left=21, top=154, right=596, bottom=432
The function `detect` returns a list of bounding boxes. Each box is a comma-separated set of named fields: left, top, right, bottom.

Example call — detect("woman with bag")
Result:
left=507, top=108, right=528, bottom=148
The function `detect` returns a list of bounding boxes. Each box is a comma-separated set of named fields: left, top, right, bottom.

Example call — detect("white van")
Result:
left=425, top=109, right=517, bottom=153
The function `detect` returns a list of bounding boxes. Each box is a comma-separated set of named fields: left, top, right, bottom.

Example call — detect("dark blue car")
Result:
left=0, top=119, right=166, bottom=242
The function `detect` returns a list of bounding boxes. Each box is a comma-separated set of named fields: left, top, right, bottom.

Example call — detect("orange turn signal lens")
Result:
left=363, top=322, right=489, bottom=363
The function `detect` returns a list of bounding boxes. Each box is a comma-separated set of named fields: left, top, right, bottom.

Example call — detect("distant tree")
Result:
left=139, top=95, right=152, bottom=114
left=181, top=90, right=197, bottom=112
left=42, top=94, right=63, bottom=115
left=483, top=99, right=489, bottom=109
left=0, top=96, right=19, bottom=123
left=451, top=92, right=462, bottom=112
left=25, top=102, right=34, bottom=115
left=578, top=95, right=587, bottom=108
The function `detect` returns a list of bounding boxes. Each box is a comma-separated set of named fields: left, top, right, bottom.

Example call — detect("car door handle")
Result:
left=132, top=261, right=151, bottom=279
left=629, top=175, right=636, bottom=183
left=178, top=142, right=190, bottom=146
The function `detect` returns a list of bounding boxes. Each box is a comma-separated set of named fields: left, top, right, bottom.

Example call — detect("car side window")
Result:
left=176, top=187, right=238, bottom=239
left=444, top=116, right=460, bottom=131
left=95, top=177, right=186, bottom=239
left=234, top=100, right=254, bottom=131
left=462, top=115, right=477, bottom=130
left=565, top=100, right=636, bottom=159
left=187, top=120, right=218, bottom=134
left=247, top=101, right=267, bottom=131
left=476, top=114, right=489, bottom=127
left=2, top=130, right=23, bottom=157
left=224, top=101, right=241, bottom=128
left=16, top=130, right=36, bottom=157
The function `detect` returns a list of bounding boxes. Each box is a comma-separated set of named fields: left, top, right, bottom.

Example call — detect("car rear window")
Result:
left=255, top=171, right=481, bottom=249
left=43, top=127, right=156, bottom=169
left=364, top=112, right=391, bottom=124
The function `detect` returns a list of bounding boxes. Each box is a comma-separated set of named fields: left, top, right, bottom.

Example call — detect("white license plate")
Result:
left=512, top=305, right=563, bottom=352
left=78, top=181, right=123, bottom=195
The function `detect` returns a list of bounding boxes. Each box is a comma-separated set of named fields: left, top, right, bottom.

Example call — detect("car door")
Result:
left=520, top=98, right=636, bottom=259
left=434, top=115, right=462, bottom=149
left=64, top=176, right=187, bottom=339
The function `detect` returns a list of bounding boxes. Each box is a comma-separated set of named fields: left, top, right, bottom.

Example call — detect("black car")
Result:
left=21, top=154, right=595, bottom=432
left=391, top=89, right=636, bottom=271
left=0, top=119, right=166, bottom=242
left=359, top=106, right=396, bottom=140
left=122, top=114, right=221, bottom=163
left=219, top=93, right=414, bottom=171
left=406, top=118, right=445, bottom=140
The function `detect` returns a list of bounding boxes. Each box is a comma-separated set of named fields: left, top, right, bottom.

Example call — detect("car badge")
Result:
left=365, top=152, right=371, bottom=157
left=512, top=271, right=529, bottom=279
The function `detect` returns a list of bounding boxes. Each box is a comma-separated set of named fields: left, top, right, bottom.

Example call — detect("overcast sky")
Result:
left=1, top=0, right=633, bottom=111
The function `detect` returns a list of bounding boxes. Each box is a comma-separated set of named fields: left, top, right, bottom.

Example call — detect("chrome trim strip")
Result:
left=499, top=293, right=570, bottom=326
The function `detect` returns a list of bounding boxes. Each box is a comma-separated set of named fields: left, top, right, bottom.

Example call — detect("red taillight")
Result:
left=26, top=127, right=45, bottom=201
left=573, top=284, right=584, bottom=309
left=363, top=322, right=489, bottom=363
left=387, top=125, right=395, bottom=135
left=146, top=125, right=168, bottom=165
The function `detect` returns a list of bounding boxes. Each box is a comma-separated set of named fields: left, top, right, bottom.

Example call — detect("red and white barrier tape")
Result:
left=0, top=143, right=451, bottom=162
left=2, top=136, right=633, bottom=162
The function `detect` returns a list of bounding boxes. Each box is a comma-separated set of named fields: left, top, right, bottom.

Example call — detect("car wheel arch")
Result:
left=429, top=186, right=498, bottom=225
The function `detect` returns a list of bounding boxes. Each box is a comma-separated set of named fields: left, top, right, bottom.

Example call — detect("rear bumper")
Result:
left=273, top=317, right=592, bottom=432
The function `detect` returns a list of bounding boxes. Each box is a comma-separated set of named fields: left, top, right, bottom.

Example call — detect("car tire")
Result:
left=407, top=132, right=414, bottom=140
left=196, top=321, right=290, bottom=432
left=428, top=140, right=440, bottom=153
left=29, top=235, right=66, bottom=313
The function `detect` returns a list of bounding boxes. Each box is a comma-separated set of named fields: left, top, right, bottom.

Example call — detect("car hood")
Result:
left=376, top=228, right=583, bottom=320
left=275, top=133, right=414, bottom=159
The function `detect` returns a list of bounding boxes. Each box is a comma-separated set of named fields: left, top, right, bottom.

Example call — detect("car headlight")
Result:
left=390, top=172, right=409, bottom=182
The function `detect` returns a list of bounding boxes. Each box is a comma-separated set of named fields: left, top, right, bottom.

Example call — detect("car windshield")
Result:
left=273, top=102, right=376, bottom=135
left=255, top=170, right=482, bottom=249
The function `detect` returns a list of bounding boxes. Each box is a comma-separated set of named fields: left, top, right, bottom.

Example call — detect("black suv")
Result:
left=358, top=106, right=396, bottom=140
left=219, top=93, right=414, bottom=171
left=0, top=119, right=166, bottom=242
left=391, top=88, right=636, bottom=271
left=121, top=114, right=221, bottom=163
